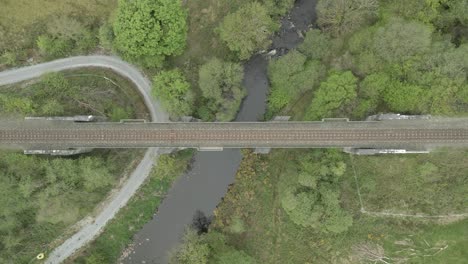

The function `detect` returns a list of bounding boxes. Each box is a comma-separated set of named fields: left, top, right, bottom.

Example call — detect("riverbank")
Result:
left=123, top=1, right=318, bottom=263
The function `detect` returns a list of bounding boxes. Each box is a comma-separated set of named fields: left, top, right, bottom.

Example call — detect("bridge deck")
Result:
left=1, top=118, right=467, bottom=150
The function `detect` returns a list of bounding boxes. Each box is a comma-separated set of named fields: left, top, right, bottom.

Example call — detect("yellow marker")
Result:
left=36, top=253, right=45, bottom=260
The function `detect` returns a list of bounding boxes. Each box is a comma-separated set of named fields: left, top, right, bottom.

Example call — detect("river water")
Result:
left=123, top=1, right=317, bottom=263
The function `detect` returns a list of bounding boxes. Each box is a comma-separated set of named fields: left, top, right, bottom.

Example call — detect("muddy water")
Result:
left=123, top=1, right=316, bottom=263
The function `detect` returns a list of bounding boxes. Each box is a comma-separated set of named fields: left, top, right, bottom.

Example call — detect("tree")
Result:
left=152, top=69, right=194, bottom=117
left=198, top=58, right=245, bottom=121
left=305, top=71, right=358, bottom=120
left=262, top=0, right=295, bottom=16
left=298, top=29, right=332, bottom=61
left=171, top=229, right=210, bottom=264
left=383, top=81, right=426, bottom=113
left=317, top=0, right=379, bottom=36
left=37, top=35, right=72, bottom=58
left=281, top=150, right=352, bottom=233
left=267, top=50, right=326, bottom=112
left=113, top=0, right=187, bottom=67
left=373, top=18, right=432, bottom=63
left=79, top=157, right=113, bottom=192
left=218, top=2, right=278, bottom=60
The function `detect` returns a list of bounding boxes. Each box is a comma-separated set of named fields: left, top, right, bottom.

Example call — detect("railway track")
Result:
left=1, top=119, right=468, bottom=149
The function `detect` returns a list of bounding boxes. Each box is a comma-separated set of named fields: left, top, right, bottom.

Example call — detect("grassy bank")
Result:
left=72, top=150, right=194, bottom=263
left=0, top=68, right=148, bottom=263
left=209, top=149, right=468, bottom=263
left=0, top=0, right=116, bottom=68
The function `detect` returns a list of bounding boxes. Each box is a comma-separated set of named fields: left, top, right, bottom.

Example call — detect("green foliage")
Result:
left=373, top=18, right=432, bottom=63
left=0, top=51, right=18, bottom=66
left=171, top=229, right=257, bottom=264
left=305, top=71, right=358, bottom=120
left=78, top=151, right=193, bottom=264
left=152, top=69, right=194, bottom=118
left=198, top=58, right=246, bottom=121
left=317, top=0, right=379, bottom=36
left=109, top=107, right=132, bottom=122
left=262, top=0, right=295, bottom=16
left=215, top=249, right=256, bottom=264
left=227, top=217, right=246, bottom=234
left=37, top=35, right=73, bottom=58
left=280, top=150, right=352, bottom=233
left=298, top=29, right=332, bottom=61
left=113, top=0, right=187, bottom=67
left=37, top=16, right=97, bottom=58
left=172, top=228, right=210, bottom=264
left=383, top=81, right=426, bottom=113
left=218, top=2, right=278, bottom=60
left=267, top=50, right=326, bottom=113
left=98, top=22, right=114, bottom=50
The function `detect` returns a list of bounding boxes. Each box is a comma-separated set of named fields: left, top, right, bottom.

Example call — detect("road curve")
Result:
left=0, top=55, right=168, bottom=122
left=0, top=56, right=168, bottom=264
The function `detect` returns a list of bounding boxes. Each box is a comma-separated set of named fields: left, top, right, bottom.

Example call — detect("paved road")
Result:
left=0, top=55, right=168, bottom=122
left=0, top=56, right=168, bottom=264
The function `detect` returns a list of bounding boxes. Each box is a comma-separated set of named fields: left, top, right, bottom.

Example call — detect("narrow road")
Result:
left=0, top=56, right=168, bottom=264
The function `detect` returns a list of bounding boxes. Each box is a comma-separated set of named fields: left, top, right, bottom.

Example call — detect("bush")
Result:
left=152, top=69, right=194, bottom=118
left=305, top=71, right=358, bottom=120
left=317, top=0, right=379, bottom=36
left=37, top=35, right=73, bottom=58
left=373, top=18, right=432, bottom=63
left=218, top=2, right=278, bottom=60
left=98, top=22, right=114, bottom=50
left=198, top=58, right=245, bottom=121
left=113, top=0, right=187, bottom=67
left=268, top=50, right=326, bottom=104
left=298, top=29, right=332, bottom=61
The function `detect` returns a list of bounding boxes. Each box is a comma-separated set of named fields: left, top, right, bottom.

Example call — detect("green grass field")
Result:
left=211, top=149, right=468, bottom=263
left=353, top=150, right=468, bottom=215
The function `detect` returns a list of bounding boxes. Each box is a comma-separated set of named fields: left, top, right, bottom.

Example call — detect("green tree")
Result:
left=171, top=229, right=210, bottom=264
left=373, top=18, right=432, bottom=63
left=79, top=157, right=113, bottom=192
left=262, top=0, right=295, bottom=16
left=37, top=35, right=72, bottom=58
left=152, top=69, right=194, bottom=118
left=198, top=58, right=245, bottom=121
left=113, top=0, right=187, bottom=67
left=298, top=29, right=332, bottom=61
left=281, top=150, right=352, bottom=233
left=218, top=2, right=278, bottom=60
left=317, top=0, right=379, bottom=36
left=383, top=81, right=426, bottom=113
left=305, top=71, right=358, bottom=120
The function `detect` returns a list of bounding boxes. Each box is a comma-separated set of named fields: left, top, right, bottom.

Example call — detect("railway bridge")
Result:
left=1, top=116, right=467, bottom=154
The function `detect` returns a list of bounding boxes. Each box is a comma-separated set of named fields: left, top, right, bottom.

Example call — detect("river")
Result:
left=123, top=1, right=317, bottom=263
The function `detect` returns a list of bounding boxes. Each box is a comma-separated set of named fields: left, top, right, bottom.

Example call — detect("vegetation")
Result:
left=0, top=68, right=148, bottom=262
left=198, top=58, right=246, bottom=121
left=75, top=150, right=193, bottom=264
left=281, top=150, right=352, bottom=233
left=217, top=2, right=278, bottom=60
left=305, top=71, right=358, bottom=120
left=354, top=149, right=468, bottom=215
left=152, top=69, right=194, bottom=118
left=170, top=0, right=468, bottom=263
left=0, top=0, right=116, bottom=67
left=113, top=0, right=187, bottom=67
